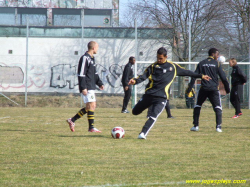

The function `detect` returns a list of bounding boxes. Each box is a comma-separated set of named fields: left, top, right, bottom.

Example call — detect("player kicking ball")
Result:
left=128, top=47, right=211, bottom=139
left=66, top=41, right=104, bottom=133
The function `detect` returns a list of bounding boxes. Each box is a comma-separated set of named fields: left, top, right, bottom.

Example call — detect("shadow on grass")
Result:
left=58, top=135, right=106, bottom=138
left=223, top=127, right=250, bottom=129
left=2, top=129, right=26, bottom=132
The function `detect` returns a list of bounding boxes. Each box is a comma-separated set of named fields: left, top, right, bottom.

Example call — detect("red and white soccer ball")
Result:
left=111, top=127, right=125, bottom=139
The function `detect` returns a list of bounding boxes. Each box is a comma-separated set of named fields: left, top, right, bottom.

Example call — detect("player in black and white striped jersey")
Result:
left=66, top=41, right=104, bottom=133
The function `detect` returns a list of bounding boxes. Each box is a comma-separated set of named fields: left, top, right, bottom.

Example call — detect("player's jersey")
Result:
left=188, top=57, right=230, bottom=93
left=77, top=52, right=103, bottom=92
left=133, top=60, right=203, bottom=99
left=231, top=65, right=247, bottom=86
left=121, top=62, right=134, bottom=87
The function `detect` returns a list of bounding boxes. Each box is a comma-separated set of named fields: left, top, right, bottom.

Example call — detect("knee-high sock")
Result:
left=72, top=108, right=87, bottom=122
left=193, top=106, right=201, bottom=126
left=87, top=110, right=95, bottom=129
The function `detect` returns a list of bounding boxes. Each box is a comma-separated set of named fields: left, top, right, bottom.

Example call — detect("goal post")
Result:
left=131, top=61, right=250, bottom=109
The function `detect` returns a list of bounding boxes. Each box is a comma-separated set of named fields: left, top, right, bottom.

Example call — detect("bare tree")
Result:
left=129, top=0, right=226, bottom=96
left=121, top=0, right=249, bottom=96
left=222, top=0, right=249, bottom=61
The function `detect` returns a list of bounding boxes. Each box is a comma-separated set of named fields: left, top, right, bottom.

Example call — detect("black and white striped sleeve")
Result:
left=78, top=55, right=89, bottom=91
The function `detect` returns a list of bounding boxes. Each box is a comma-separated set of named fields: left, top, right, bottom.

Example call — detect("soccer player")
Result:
left=185, top=85, right=195, bottom=109
left=121, top=56, right=136, bottom=113
left=66, top=41, right=104, bottom=132
left=128, top=47, right=211, bottom=139
left=187, top=48, right=230, bottom=132
left=229, top=58, right=247, bottom=118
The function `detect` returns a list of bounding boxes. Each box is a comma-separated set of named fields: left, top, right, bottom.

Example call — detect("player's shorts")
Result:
left=81, top=90, right=96, bottom=103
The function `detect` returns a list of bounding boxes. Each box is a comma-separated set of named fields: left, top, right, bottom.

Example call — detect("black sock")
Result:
left=87, top=110, right=95, bottom=129
left=72, top=108, right=87, bottom=122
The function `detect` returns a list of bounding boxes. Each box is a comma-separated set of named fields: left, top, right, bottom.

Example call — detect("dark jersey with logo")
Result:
left=187, top=57, right=230, bottom=93
left=133, top=61, right=203, bottom=99
left=77, top=52, right=103, bottom=92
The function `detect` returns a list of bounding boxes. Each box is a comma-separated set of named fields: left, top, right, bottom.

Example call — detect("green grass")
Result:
left=0, top=108, right=249, bottom=186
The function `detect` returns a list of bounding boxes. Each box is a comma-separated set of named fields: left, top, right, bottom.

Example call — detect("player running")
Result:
left=128, top=47, right=211, bottom=139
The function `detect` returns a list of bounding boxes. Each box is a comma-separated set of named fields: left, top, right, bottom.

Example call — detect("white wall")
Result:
left=0, top=37, right=171, bottom=94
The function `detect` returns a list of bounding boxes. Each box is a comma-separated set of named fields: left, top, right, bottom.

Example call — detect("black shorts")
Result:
left=132, top=94, right=167, bottom=118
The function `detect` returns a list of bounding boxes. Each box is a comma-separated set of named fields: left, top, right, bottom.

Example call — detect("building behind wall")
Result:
left=0, top=0, right=119, bottom=27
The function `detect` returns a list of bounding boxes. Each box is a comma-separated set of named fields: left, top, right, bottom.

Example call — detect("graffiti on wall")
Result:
left=0, top=62, right=148, bottom=93
left=0, top=65, right=24, bottom=84
left=50, top=64, right=77, bottom=89
left=0, top=63, right=46, bottom=90
left=50, top=63, right=148, bottom=92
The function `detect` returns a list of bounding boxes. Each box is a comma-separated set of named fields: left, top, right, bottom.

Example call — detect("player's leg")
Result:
left=138, top=97, right=167, bottom=139
left=165, top=100, right=173, bottom=118
left=66, top=93, right=88, bottom=132
left=191, top=89, right=207, bottom=131
left=230, top=86, right=237, bottom=115
left=208, top=90, right=223, bottom=132
left=190, top=97, right=195, bottom=108
left=132, top=94, right=152, bottom=116
left=234, top=85, right=241, bottom=116
left=186, top=97, right=190, bottom=108
left=84, top=90, right=101, bottom=133
left=121, top=86, right=132, bottom=113
left=85, top=101, right=101, bottom=132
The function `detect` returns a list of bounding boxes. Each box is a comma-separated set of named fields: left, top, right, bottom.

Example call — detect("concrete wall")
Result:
left=0, top=37, right=171, bottom=94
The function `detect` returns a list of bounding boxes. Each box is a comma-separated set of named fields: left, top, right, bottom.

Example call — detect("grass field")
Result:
left=0, top=107, right=249, bottom=186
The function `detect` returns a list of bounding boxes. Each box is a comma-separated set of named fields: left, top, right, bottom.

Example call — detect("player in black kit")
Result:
left=229, top=58, right=247, bottom=118
left=66, top=41, right=104, bottom=133
left=187, top=48, right=230, bottom=132
left=121, top=57, right=136, bottom=113
left=128, top=47, right=211, bottom=139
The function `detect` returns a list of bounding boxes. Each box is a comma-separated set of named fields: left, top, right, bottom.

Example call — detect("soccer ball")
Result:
left=111, top=127, right=125, bottom=139
left=218, top=56, right=226, bottom=64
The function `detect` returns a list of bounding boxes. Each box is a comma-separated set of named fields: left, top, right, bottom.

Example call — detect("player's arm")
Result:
left=128, top=64, right=152, bottom=85
left=187, top=64, right=200, bottom=93
left=175, top=63, right=211, bottom=80
left=94, top=66, right=104, bottom=90
left=78, top=56, right=89, bottom=94
left=175, top=63, right=210, bottom=93
left=122, top=65, right=130, bottom=87
left=237, top=67, right=247, bottom=84
left=218, top=65, right=230, bottom=93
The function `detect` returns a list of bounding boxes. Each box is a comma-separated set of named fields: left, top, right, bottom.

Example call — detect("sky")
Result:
left=119, top=0, right=130, bottom=22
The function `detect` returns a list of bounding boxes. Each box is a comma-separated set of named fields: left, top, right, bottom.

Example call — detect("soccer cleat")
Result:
left=216, top=128, right=222, bottom=132
left=238, top=113, right=243, bottom=116
left=167, top=116, right=175, bottom=118
left=190, top=126, right=199, bottom=131
left=232, top=115, right=239, bottom=118
left=138, top=132, right=146, bottom=139
left=66, top=118, right=75, bottom=132
left=88, top=128, right=101, bottom=133
left=121, top=109, right=129, bottom=113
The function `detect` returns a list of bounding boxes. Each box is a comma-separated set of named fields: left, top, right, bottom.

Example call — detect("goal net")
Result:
left=132, top=61, right=250, bottom=109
